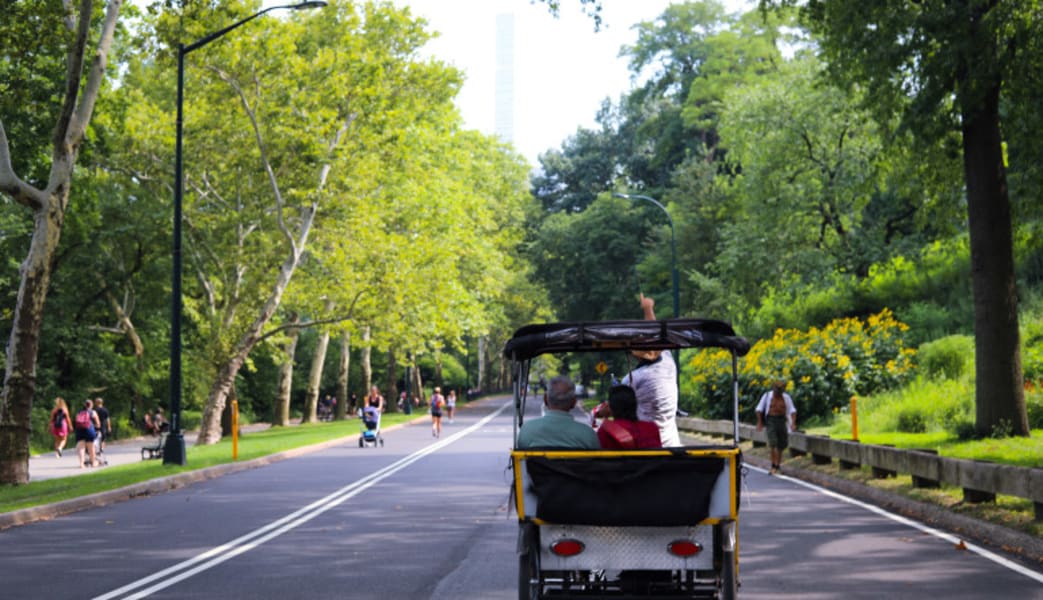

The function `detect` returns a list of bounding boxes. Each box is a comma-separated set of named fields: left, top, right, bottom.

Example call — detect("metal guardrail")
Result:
left=678, top=417, right=1043, bottom=521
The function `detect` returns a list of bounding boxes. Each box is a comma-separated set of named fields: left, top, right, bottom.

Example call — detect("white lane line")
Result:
left=748, top=464, right=1043, bottom=584
left=94, top=402, right=511, bottom=600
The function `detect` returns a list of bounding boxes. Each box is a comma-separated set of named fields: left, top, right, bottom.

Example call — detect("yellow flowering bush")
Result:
left=684, top=309, right=916, bottom=422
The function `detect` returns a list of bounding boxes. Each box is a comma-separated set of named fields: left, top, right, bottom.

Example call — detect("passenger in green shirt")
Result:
left=516, top=375, right=600, bottom=450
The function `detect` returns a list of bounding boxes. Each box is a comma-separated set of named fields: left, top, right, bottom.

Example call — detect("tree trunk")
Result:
left=385, top=349, right=399, bottom=413
left=273, top=313, right=300, bottom=426
left=0, top=206, right=64, bottom=484
left=477, top=336, right=487, bottom=392
left=433, top=351, right=443, bottom=389
left=221, top=384, right=237, bottom=437
left=361, top=326, right=372, bottom=394
left=0, top=1, right=123, bottom=484
left=413, top=361, right=425, bottom=404
left=960, top=83, right=1029, bottom=437
left=303, top=324, right=332, bottom=424
left=197, top=228, right=313, bottom=444
left=336, top=331, right=350, bottom=420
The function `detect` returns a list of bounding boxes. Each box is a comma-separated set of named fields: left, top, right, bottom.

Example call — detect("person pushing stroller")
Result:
left=358, top=403, right=383, bottom=447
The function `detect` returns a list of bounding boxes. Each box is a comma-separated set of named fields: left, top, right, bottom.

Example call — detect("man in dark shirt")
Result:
left=93, top=397, right=112, bottom=454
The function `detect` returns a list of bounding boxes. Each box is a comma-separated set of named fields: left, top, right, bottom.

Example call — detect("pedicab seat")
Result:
left=516, top=448, right=740, bottom=527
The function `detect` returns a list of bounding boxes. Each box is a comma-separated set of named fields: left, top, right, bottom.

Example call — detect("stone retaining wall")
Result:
left=678, top=417, right=1043, bottom=521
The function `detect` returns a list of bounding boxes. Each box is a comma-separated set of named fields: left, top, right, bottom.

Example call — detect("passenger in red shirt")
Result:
left=597, top=384, right=663, bottom=450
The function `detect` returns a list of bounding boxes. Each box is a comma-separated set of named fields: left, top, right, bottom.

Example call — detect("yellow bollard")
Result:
left=850, top=395, right=859, bottom=442
left=231, top=399, right=239, bottom=460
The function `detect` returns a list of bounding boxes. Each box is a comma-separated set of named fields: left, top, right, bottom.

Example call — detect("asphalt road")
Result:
left=2, top=396, right=1041, bottom=599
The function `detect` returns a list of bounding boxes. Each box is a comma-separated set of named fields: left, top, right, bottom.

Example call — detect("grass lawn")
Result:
left=808, top=426, right=1043, bottom=468
left=0, top=413, right=419, bottom=514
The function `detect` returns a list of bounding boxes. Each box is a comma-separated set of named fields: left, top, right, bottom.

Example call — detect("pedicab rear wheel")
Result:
left=719, top=549, right=737, bottom=600
left=518, top=523, right=541, bottom=600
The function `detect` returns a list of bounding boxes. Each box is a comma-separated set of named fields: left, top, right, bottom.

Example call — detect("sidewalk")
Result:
left=29, top=424, right=271, bottom=482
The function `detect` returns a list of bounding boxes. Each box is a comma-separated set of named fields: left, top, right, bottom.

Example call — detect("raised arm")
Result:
left=640, top=293, right=656, bottom=321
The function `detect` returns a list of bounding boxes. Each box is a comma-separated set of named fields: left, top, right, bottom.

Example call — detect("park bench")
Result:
left=141, top=432, right=168, bottom=460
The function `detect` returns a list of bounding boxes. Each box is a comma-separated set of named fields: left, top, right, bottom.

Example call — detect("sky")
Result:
left=385, top=0, right=755, bottom=166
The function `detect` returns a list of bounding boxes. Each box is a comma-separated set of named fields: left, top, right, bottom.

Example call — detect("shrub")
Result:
left=899, top=302, right=955, bottom=347
left=953, top=418, right=979, bottom=441
left=685, top=309, right=916, bottom=422
left=181, top=410, right=203, bottom=431
left=1026, top=392, right=1043, bottom=429
left=916, top=335, right=974, bottom=380
left=895, top=408, right=927, bottom=433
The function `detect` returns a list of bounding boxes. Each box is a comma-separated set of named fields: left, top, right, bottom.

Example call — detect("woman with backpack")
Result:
left=430, top=386, right=445, bottom=438
left=73, top=398, right=102, bottom=468
left=49, top=397, right=72, bottom=458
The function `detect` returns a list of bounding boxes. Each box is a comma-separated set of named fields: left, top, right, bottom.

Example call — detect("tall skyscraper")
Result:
left=495, top=13, right=515, bottom=143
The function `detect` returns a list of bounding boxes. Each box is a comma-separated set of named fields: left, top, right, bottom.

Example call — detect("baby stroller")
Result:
left=358, top=406, right=383, bottom=447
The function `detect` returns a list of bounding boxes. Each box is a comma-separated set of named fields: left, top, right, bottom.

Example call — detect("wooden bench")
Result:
left=141, top=432, right=168, bottom=460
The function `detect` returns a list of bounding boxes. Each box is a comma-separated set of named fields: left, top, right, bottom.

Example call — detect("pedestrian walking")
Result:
left=445, top=389, right=457, bottom=423
left=73, top=399, right=102, bottom=468
left=430, top=386, right=445, bottom=437
left=93, top=397, right=112, bottom=462
left=49, top=397, right=72, bottom=458
left=364, top=386, right=385, bottom=417
left=756, top=379, right=798, bottom=475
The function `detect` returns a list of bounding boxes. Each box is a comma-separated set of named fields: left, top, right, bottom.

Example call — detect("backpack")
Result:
left=75, top=410, right=92, bottom=430
left=53, top=410, right=65, bottom=428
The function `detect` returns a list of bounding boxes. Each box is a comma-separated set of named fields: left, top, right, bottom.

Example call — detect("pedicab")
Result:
left=505, top=319, right=750, bottom=599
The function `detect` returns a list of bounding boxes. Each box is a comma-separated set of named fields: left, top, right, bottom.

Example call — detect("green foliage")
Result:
left=824, top=376, right=975, bottom=440
left=526, top=196, right=653, bottom=324
left=531, top=125, right=619, bottom=213
left=1027, top=391, right=1043, bottom=430
left=895, top=408, right=927, bottom=434
left=1020, top=293, right=1043, bottom=385
left=687, top=310, right=915, bottom=422
left=916, top=335, right=974, bottom=381
left=745, top=235, right=973, bottom=340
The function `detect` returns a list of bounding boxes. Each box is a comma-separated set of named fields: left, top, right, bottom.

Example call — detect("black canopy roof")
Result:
left=502, top=319, right=750, bottom=361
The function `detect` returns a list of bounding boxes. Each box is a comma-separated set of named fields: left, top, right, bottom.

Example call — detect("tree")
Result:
left=0, top=0, right=124, bottom=484
left=272, top=312, right=300, bottom=426
left=531, top=112, right=620, bottom=214
left=763, top=0, right=1031, bottom=436
left=616, top=1, right=734, bottom=191
left=125, top=0, right=476, bottom=444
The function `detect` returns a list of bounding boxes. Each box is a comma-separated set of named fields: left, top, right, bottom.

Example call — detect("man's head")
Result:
left=772, top=379, right=787, bottom=393
left=545, top=375, right=577, bottom=411
left=94, top=397, right=104, bottom=407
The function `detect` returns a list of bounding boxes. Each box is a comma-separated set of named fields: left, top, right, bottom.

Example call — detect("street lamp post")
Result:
left=614, top=191, right=682, bottom=408
left=165, top=1, right=327, bottom=465
left=612, top=192, right=679, bottom=321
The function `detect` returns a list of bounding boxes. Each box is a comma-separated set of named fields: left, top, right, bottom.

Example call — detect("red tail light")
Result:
left=550, top=538, right=585, bottom=557
left=667, top=540, right=703, bottom=557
